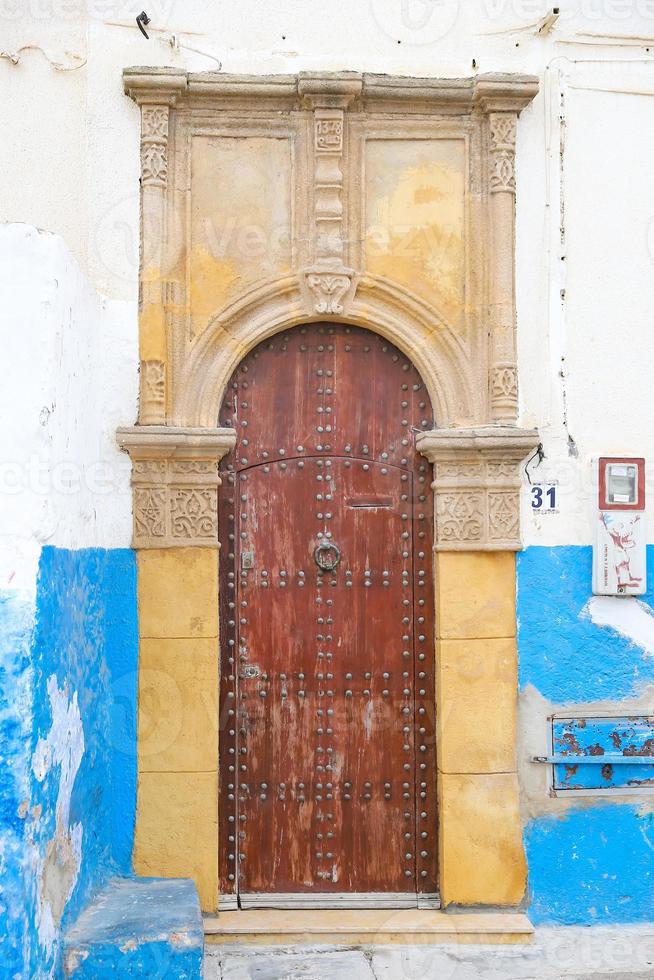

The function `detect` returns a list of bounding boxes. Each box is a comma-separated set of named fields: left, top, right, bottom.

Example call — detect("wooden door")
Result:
left=218, top=323, right=437, bottom=907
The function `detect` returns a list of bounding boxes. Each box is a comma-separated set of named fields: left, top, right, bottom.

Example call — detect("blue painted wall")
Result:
left=518, top=545, right=654, bottom=703
left=518, top=545, right=654, bottom=924
left=0, top=547, right=138, bottom=978
left=0, top=592, right=34, bottom=977
left=525, top=805, right=654, bottom=924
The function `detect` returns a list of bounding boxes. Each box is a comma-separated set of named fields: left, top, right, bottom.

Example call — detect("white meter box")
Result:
left=593, top=457, right=646, bottom=596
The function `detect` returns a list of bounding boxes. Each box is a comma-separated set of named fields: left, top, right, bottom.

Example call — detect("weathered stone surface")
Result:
left=216, top=948, right=373, bottom=980
left=205, top=927, right=654, bottom=979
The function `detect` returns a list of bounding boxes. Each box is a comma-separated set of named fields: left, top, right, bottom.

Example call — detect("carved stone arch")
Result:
left=174, top=273, right=477, bottom=429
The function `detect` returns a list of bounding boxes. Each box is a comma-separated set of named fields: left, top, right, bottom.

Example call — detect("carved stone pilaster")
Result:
left=117, top=426, right=236, bottom=548
left=489, top=112, right=517, bottom=194
left=124, top=71, right=186, bottom=427
left=140, top=105, right=170, bottom=187
left=416, top=427, right=539, bottom=551
left=124, top=69, right=186, bottom=188
left=487, top=111, right=519, bottom=422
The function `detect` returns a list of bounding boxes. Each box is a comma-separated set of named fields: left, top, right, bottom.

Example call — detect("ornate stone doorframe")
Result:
left=117, top=68, right=539, bottom=914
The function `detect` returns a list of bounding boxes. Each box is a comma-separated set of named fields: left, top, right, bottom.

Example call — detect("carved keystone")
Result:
left=304, top=268, right=356, bottom=315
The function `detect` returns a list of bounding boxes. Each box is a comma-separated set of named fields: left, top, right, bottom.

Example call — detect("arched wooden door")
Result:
left=218, top=323, right=438, bottom=909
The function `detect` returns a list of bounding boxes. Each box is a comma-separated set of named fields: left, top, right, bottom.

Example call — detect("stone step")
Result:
left=204, top=909, right=534, bottom=946
left=63, top=877, right=203, bottom=978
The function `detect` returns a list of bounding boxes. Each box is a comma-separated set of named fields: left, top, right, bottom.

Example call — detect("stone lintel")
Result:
left=416, top=427, right=539, bottom=551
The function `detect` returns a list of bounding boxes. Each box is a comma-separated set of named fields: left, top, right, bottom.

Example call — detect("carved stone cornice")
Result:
left=117, top=426, right=236, bottom=549
left=298, top=72, right=363, bottom=109
left=416, top=427, right=539, bottom=551
left=123, top=68, right=188, bottom=103
left=123, top=68, right=538, bottom=114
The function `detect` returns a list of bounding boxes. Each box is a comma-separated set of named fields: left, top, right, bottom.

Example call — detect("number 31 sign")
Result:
left=531, top=483, right=558, bottom=512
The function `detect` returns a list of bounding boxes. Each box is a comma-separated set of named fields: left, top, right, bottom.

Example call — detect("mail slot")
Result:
left=544, top=716, right=654, bottom=793
left=346, top=496, right=394, bottom=509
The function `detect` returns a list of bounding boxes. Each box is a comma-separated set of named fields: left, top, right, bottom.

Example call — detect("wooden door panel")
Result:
left=218, top=323, right=437, bottom=904
left=331, top=460, right=415, bottom=892
left=236, top=461, right=318, bottom=892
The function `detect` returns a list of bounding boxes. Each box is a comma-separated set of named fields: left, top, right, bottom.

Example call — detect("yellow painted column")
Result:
left=415, top=426, right=538, bottom=909
left=117, top=425, right=235, bottom=915
left=436, top=551, right=526, bottom=907
left=133, top=547, right=219, bottom=912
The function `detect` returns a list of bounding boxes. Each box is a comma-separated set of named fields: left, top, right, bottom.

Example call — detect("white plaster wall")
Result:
left=0, top=223, right=136, bottom=592
left=2, top=1, right=654, bottom=558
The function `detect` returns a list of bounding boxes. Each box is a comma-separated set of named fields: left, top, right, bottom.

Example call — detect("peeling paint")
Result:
left=0, top=590, right=34, bottom=977
left=583, top=596, right=654, bottom=658
left=31, top=676, right=84, bottom=954
left=519, top=546, right=654, bottom=922
left=518, top=546, right=654, bottom=703
left=1, top=547, right=140, bottom=978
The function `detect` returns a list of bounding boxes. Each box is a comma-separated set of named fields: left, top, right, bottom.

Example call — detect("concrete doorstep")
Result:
left=204, top=927, right=654, bottom=980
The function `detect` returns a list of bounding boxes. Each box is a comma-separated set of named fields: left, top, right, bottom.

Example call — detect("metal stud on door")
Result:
left=218, top=324, right=438, bottom=909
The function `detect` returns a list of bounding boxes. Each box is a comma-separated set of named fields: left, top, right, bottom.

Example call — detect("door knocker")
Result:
left=314, top=541, right=341, bottom=572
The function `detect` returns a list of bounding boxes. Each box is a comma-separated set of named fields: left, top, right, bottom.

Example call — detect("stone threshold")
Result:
left=203, top=909, right=534, bottom=946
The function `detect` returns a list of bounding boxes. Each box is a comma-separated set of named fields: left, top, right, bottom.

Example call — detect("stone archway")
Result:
left=117, top=68, right=539, bottom=917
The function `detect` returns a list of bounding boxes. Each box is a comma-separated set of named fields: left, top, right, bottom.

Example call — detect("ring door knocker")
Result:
left=314, top=541, right=341, bottom=572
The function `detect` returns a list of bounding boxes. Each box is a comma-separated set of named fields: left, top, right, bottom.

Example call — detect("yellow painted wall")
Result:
left=133, top=547, right=219, bottom=912
left=189, top=137, right=293, bottom=339
left=435, top=551, right=526, bottom=907
left=364, top=139, right=465, bottom=332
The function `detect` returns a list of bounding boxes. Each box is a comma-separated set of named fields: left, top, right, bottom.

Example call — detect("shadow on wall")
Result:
left=518, top=545, right=654, bottom=924
left=0, top=547, right=138, bottom=978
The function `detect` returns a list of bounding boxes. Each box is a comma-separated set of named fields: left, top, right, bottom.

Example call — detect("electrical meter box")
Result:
left=593, top=457, right=646, bottom=596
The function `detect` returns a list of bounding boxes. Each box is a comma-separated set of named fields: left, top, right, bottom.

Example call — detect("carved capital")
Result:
left=117, top=426, right=236, bottom=548
left=140, top=359, right=166, bottom=424
left=416, top=426, right=538, bottom=550
left=489, top=112, right=517, bottom=193
left=490, top=362, right=518, bottom=421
